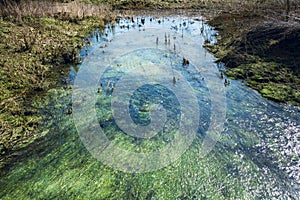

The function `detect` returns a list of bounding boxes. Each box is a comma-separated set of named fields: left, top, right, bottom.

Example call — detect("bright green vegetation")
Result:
left=0, top=87, right=282, bottom=199
left=1, top=78, right=297, bottom=198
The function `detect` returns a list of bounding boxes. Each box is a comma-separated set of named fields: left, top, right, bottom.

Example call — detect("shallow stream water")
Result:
left=0, top=13, right=299, bottom=199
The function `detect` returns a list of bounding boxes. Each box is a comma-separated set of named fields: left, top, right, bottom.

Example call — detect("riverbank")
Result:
left=0, top=1, right=114, bottom=169
left=207, top=9, right=300, bottom=106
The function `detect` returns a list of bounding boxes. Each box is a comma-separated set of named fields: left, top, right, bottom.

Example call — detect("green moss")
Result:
left=260, top=84, right=292, bottom=102
left=225, top=68, right=246, bottom=79
left=1, top=82, right=274, bottom=199
left=226, top=61, right=300, bottom=104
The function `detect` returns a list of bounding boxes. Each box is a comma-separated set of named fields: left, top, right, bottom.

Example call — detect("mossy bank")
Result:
left=207, top=11, right=300, bottom=106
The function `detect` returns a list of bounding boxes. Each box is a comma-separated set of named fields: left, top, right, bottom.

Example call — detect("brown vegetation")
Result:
left=0, top=0, right=111, bottom=19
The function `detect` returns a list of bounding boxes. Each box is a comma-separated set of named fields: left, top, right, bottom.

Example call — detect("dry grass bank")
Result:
left=0, top=0, right=112, bottom=19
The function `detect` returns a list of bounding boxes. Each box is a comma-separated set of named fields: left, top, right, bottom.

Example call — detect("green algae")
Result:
left=2, top=69, right=296, bottom=199
left=0, top=100, right=257, bottom=199
left=0, top=102, right=282, bottom=199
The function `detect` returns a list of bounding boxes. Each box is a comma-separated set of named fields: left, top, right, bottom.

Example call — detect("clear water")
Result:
left=0, top=15, right=299, bottom=199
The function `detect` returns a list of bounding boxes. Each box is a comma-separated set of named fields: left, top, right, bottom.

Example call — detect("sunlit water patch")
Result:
left=0, top=14, right=299, bottom=199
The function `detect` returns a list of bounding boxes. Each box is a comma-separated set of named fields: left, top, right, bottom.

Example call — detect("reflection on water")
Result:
left=0, top=14, right=299, bottom=199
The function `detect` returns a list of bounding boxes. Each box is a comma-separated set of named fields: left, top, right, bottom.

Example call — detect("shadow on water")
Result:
left=1, top=11, right=299, bottom=199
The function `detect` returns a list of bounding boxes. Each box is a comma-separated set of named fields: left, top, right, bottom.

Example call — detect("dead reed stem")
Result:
left=0, top=0, right=112, bottom=19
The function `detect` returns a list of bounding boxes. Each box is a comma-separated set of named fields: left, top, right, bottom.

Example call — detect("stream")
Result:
left=0, top=13, right=299, bottom=199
